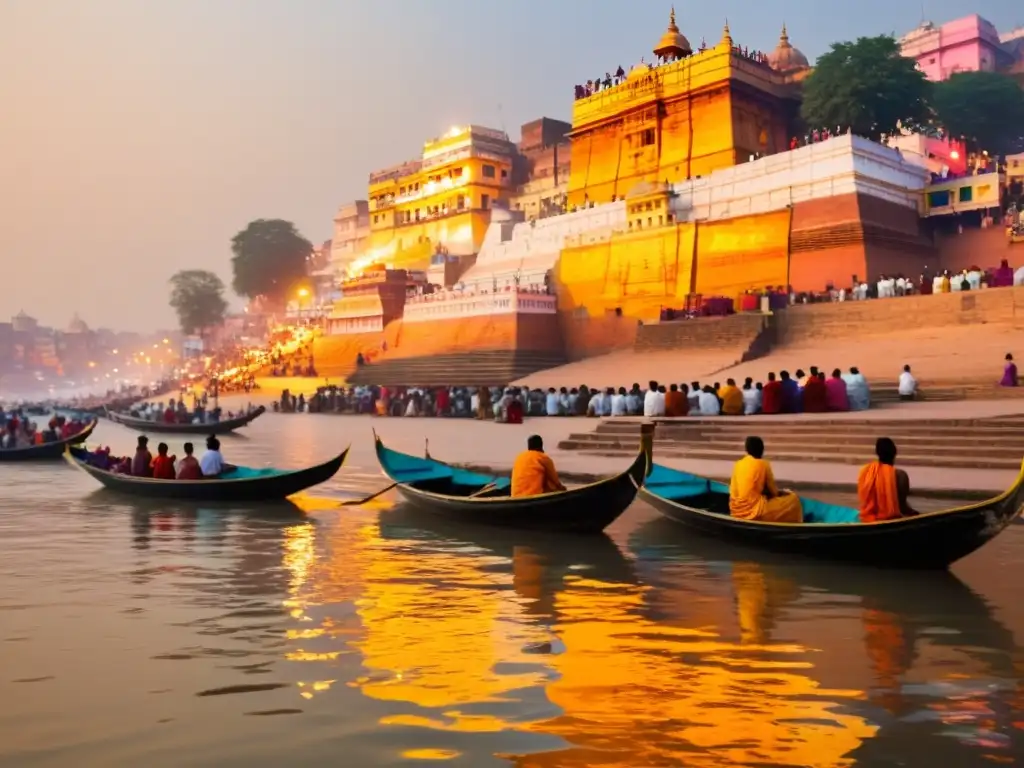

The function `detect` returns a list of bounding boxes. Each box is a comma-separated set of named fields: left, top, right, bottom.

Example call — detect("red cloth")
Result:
left=164, top=407, right=176, bottom=423
left=802, top=377, right=828, bottom=413
left=435, top=388, right=450, bottom=412
left=151, top=454, right=176, bottom=480
left=761, top=380, right=782, bottom=414
left=176, top=456, right=202, bottom=480
left=506, top=401, right=524, bottom=424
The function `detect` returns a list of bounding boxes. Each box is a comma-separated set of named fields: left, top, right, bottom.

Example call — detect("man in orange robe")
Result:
left=857, top=438, right=917, bottom=522
left=511, top=435, right=567, bottom=497
left=729, top=436, right=803, bottom=522
left=665, top=384, right=688, bottom=417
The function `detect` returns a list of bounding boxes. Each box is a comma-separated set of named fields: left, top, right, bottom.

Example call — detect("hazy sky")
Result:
left=2, top=0, right=1019, bottom=331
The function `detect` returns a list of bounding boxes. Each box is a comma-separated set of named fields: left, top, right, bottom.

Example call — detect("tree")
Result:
left=169, top=270, right=228, bottom=339
left=230, top=219, right=312, bottom=304
left=801, top=35, right=931, bottom=141
left=932, top=71, right=1024, bottom=156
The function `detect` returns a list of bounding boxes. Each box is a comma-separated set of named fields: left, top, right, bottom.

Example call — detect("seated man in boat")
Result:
left=131, top=436, right=153, bottom=477
left=199, top=435, right=236, bottom=478
left=511, top=435, right=567, bottom=497
left=857, top=437, right=917, bottom=522
left=177, top=442, right=202, bottom=479
left=151, top=442, right=177, bottom=480
left=729, top=436, right=803, bottom=523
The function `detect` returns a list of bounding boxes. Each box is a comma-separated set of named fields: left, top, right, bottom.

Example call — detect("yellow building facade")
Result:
left=358, top=126, right=516, bottom=273
left=567, top=17, right=802, bottom=207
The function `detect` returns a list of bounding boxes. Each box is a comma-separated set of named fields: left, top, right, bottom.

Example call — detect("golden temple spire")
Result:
left=721, top=20, right=732, bottom=47
left=654, top=6, right=692, bottom=59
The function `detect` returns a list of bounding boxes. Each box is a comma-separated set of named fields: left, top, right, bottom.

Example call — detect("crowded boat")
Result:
left=124, top=397, right=258, bottom=425
left=83, top=434, right=235, bottom=479
left=0, top=410, right=88, bottom=448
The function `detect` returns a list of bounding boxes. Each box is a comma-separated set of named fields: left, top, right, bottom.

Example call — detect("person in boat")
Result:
left=200, top=435, right=236, bottom=478
left=131, top=436, right=153, bottom=477
left=857, top=437, right=917, bottom=522
left=176, top=442, right=202, bottom=479
left=729, top=436, right=803, bottom=523
left=1000, top=353, right=1019, bottom=387
left=151, top=442, right=177, bottom=480
left=511, top=435, right=566, bottom=498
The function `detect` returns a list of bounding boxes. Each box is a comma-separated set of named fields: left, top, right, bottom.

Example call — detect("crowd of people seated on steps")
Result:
left=274, top=366, right=890, bottom=420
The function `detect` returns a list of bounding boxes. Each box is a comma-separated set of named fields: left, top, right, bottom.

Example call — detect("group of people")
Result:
left=127, top=398, right=256, bottom=425
left=510, top=431, right=916, bottom=526
left=0, top=411, right=88, bottom=449
left=85, top=435, right=233, bottom=480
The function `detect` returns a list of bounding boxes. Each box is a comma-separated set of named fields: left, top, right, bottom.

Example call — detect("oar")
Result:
left=467, top=482, right=498, bottom=498
left=337, top=482, right=397, bottom=507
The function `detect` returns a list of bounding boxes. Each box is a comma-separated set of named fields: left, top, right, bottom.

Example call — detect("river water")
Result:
left=2, top=413, right=1023, bottom=767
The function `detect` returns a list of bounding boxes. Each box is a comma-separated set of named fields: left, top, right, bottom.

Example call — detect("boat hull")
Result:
left=106, top=406, right=266, bottom=435
left=375, top=429, right=653, bottom=534
left=66, top=446, right=347, bottom=501
left=0, top=420, right=97, bottom=462
left=640, top=465, right=1024, bottom=569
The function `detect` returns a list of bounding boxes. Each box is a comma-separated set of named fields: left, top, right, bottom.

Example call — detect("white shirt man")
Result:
left=545, top=389, right=559, bottom=416
left=898, top=366, right=917, bottom=399
left=697, top=389, right=721, bottom=416
left=200, top=447, right=225, bottom=477
left=586, top=391, right=604, bottom=416
left=610, top=390, right=627, bottom=416
left=742, top=385, right=762, bottom=415
left=643, top=382, right=665, bottom=417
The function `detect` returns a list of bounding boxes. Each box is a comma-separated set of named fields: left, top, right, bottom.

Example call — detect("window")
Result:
left=483, top=164, right=496, bottom=178
left=415, top=209, right=421, bottom=221
left=959, top=186, right=973, bottom=203
left=457, top=195, right=465, bottom=210
left=452, top=167, right=463, bottom=178
left=501, top=169, right=508, bottom=179
left=641, top=128, right=656, bottom=147
left=481, top=194, right=490, bottom=209
left=928, top=190, right=950, bottom=208
left=373, top=214, right=379, bottom=224
left=400, top=186, right=406, bottom=194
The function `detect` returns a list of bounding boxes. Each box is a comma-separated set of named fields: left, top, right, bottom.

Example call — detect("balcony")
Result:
left=402, top=288, right=556, bottom=323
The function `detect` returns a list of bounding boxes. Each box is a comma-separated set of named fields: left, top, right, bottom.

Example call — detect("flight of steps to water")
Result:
left=344, top=350, right=568, bottom=387
left=634, top=314, right=769, bottom=356
left=557, top=416, right=1024, bottom=470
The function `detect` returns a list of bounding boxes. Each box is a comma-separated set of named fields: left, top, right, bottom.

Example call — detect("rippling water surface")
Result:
left=1, top=414, right=1023, bottom=767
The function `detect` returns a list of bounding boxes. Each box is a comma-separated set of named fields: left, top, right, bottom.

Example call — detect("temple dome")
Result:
left=67, top=313, right=89, bottom=334
left=768, top=24, right=809, bottom=72
left=653, top=7, right=692, bottom=59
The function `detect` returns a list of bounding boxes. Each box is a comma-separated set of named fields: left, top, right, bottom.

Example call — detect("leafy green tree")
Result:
left=230, top=219, right=312, bottom=304
left=932, top=71, right=1024, bottom=155
left=169, top=270, right=228, bottom=339
left=801, top=35, right=931, bottom=141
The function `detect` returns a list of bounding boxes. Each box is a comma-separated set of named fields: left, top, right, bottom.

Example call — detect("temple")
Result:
left=320, top=11, right=1001, bottom=385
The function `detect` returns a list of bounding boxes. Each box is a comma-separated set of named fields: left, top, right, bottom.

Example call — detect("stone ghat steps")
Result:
left=589, top=421, right=1024, bottom=437
left=561, top=432, right=1024, bottom=459
left=634, top=315, right=767, bottom=352
left=345, top=351, right=567, bottom=387
left=563, top=444, right=1022, bottom=471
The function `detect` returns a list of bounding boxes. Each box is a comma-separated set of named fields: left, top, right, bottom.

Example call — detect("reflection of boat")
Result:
left=105, top=405, right=266, bottom=435
left=0, top=420, right=96, bottom=462
left=378, top=504, right=638, bottom=588
left=372, top=426, right=652, bottom=534
left=66, top=445, right=347, bottom=501
left=627, top=518, right=1023, bottom=764
left=639, top=463, right=1024, bottom=568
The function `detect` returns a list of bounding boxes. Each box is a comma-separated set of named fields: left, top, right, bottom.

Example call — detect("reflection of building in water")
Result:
left=352, top=539, right=548, bottom=721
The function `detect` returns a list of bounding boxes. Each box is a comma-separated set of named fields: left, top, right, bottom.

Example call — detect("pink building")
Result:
left=899, top=15, right=1007, bottom=81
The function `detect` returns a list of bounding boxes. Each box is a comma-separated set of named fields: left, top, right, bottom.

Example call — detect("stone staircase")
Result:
left=557, top=416, right=1024, bottom=470
left=635, top=314, right=769, bottom=355
left=345, top=350, right=568, bottom=387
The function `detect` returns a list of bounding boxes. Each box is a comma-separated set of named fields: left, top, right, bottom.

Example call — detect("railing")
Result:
left=402, top=291, right=557, bottom=322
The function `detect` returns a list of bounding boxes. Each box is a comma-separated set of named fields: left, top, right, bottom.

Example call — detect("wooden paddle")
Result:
left=467, top=482, right=498, bottom=498
left=337, top=482, right=398, bottom=506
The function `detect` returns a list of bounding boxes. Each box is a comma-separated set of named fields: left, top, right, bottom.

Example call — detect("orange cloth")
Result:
left=511, top=450, right=564, bottom=497
left=151, top=454, right=176, bottom=480
left=857, top=461, right=901, bottom=522
left=729, top=455, right=803, bottom=522
left=665, top=390, right=688, bottom=416
left=718, top=384, right=743, bottom=415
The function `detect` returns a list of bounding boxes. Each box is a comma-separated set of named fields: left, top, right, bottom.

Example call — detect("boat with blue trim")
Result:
left=0, top=420, right=97, bottom=462
left=638, top=463, right=1024, bottom=569
left=65, top=445, right=347, bottom=501
left=372, top=425, right=653, bottom=533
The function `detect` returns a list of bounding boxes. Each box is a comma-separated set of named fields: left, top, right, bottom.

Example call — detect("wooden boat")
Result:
left=638, top=463, right=1024, bottom=569
left=105, top=405, right=266, bottom=435
left=0, top=420, right=97, bottom=462
left=65, top=445, right=347, bottom=501
left=372, top=425, right=653, bottom=534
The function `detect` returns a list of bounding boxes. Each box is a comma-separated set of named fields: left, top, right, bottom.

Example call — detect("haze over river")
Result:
left=2, top=413, right=1023, bottom=767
